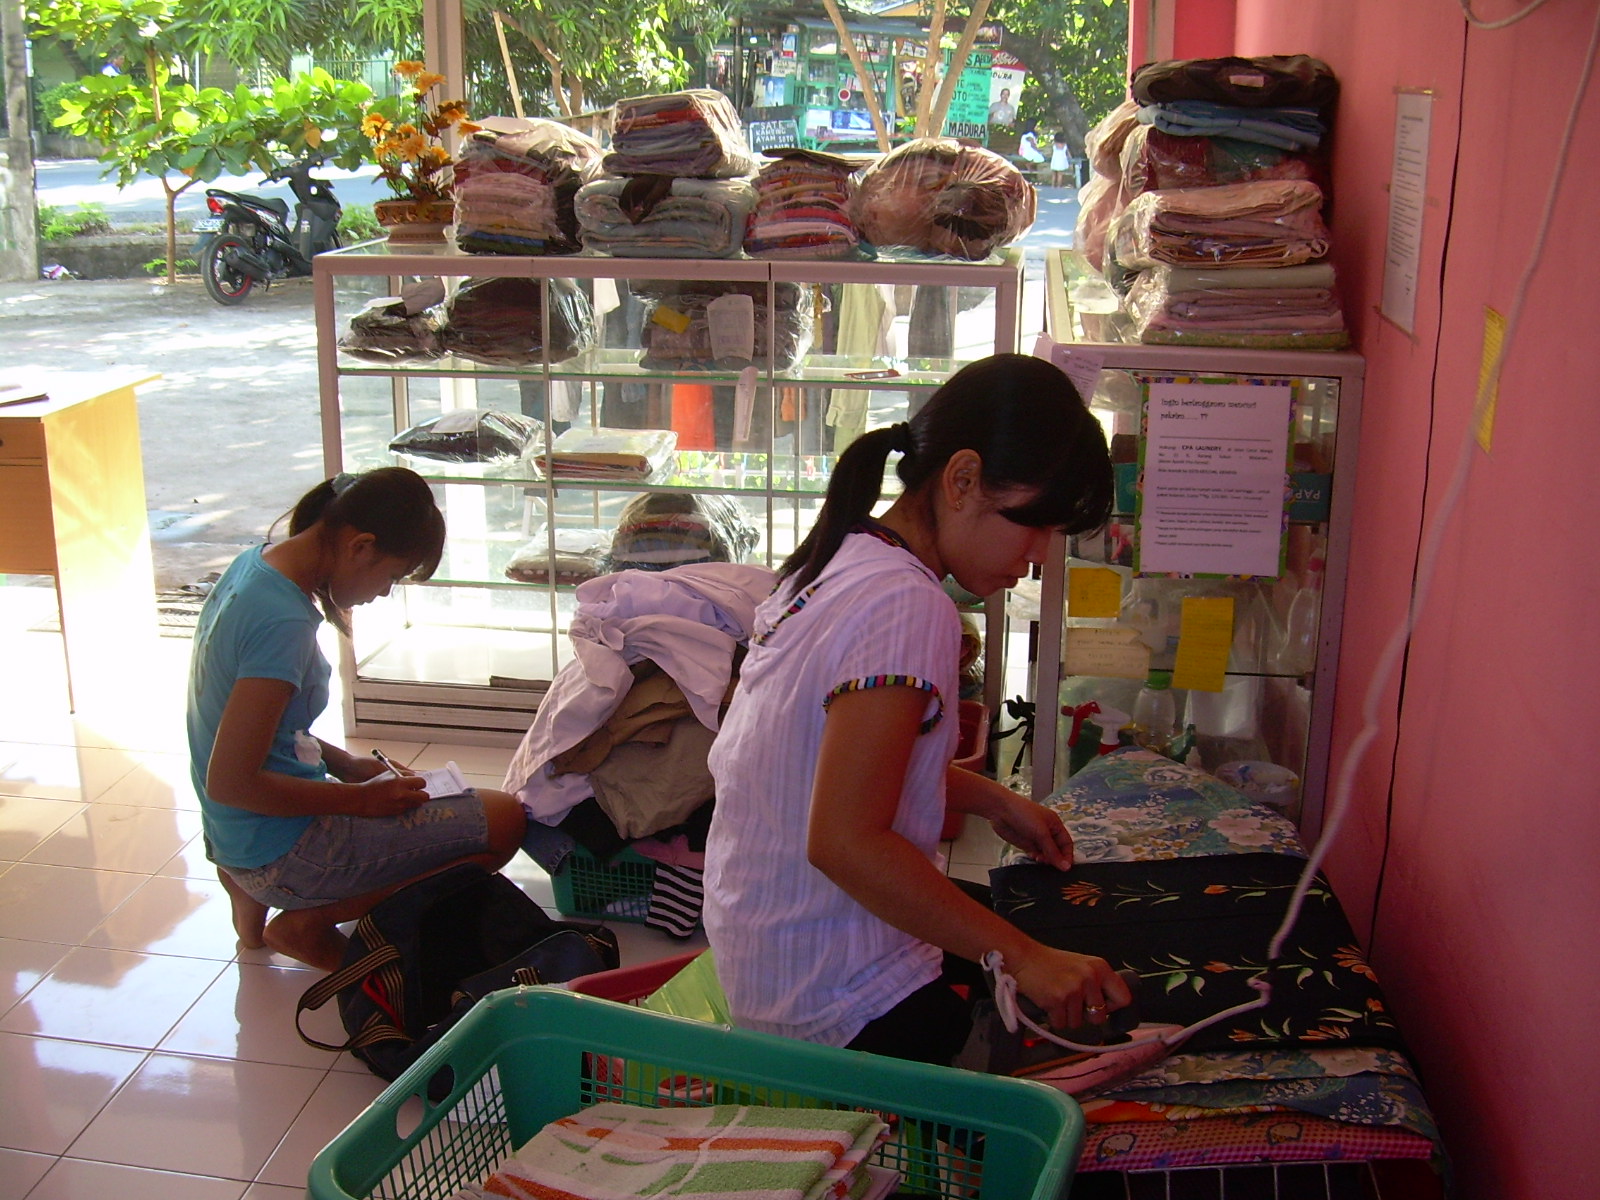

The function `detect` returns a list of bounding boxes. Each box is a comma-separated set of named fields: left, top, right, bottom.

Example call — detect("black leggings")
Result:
left=843, top=878, right=992, bottom=1066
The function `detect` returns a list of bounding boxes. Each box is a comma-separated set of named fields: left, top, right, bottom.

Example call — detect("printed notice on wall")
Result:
left=1136, top=378, right=1293, bottom=578
left=1381, top=90, right=1433, bottom=334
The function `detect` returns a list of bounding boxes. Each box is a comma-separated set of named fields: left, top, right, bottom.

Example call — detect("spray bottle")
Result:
left=1064, top=701, right=1131, bottom=775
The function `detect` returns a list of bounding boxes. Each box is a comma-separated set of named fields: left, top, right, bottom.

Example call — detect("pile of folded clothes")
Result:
left=633, top=280, right=814, bottom=370
left=1079, top=54, right=1348, bottom=348
left=447, top=1102, right=899, bottom=1200
left=450, top=116, right=604, bottom=255
left=744, top=147, right=861, bottom=260
left=338, top=279, right=446, bottom=363
left=436, top=276, right=597, bottom=366
left=577, top=90, right=758, bottom=258
left=851, top=137, right=1035, bottom=259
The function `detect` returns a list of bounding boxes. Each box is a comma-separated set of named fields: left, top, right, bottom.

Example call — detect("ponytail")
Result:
left=779, top=425, right=906, bottom=592
left=777, top=354, right=1113, bottom=593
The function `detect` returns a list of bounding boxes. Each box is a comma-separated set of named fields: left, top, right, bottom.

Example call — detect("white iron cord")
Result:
left=982, top=0, right=1600, bottom=1060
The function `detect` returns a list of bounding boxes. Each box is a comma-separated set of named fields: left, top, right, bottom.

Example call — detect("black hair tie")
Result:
left=888, top=422, right=914, bottom=455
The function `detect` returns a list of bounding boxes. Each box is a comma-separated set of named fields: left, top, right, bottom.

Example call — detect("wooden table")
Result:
left=0, top=372, right=160, bottom=713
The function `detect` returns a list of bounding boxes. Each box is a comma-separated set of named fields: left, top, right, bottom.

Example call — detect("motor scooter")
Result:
left=193, top=157, right=342, bottom=305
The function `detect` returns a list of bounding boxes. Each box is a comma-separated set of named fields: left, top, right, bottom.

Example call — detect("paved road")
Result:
left=35, top=157, right=393, bottom=224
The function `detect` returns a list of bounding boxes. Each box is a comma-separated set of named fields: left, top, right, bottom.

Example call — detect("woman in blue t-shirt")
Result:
left=187, top=467, right=526, bottom=970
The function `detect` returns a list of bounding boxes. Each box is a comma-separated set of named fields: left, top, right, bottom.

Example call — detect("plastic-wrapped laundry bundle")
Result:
left=504, top=526, right=613, bottom=586
left=1120, top=261, right=1349, bottom=349
left=850, top=138, right=1035, bottom=259
left=744, top=148, right=861, bottom=260
left=574, top=175, right=757, bottom=258
left=437, top=276, right=596, bottom=366
left=338, top=279, right=446, bottom=363
left=1119, top=125, right=1324, bottom=197
left=603, top=491, right=760, bottom=573
left=633, top=280, right=814, bottom=371
left=1109, top=180, right=1331, bottom=271
left=603, top=89, right=756, bottom=179
left=388, top=408, right=543, bottom=464
left=451, top=116, right=604, bottom=255
left=1130, top=53, right=1339, bottom=113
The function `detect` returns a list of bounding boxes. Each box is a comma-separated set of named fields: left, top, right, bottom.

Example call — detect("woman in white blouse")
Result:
left=704, top=354, right=1133, bottom=1064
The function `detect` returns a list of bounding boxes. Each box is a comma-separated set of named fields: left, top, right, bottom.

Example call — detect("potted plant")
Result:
left=362, top=61, right=476, bottom=241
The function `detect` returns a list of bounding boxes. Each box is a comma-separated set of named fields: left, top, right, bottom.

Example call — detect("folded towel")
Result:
left=455, top=1102, right=888, bottom=1200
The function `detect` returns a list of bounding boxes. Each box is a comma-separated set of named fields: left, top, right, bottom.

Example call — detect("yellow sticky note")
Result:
left=1068, top=567, right=1123, bottom=618
left=1064, top=626, right=1150, bottom=680
left=1171, top=596, right=1235, bottom=693
left=651, top=305, right=691, bottom=334
left=1476, top=306, right=1504, bottom=454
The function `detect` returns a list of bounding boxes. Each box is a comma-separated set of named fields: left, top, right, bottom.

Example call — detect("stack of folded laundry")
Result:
left=577, top=90, right=758, bottom=258
left=744, top=148, right=861, bottom=260
left=450, top=116, right=604, bottom=255
left=446, top=1102, right=899, bottom=1200
left=633, top=280, right=814, bottom=371
left=1078, top=54, right=1349, bottom=348
left=436, top=276, right=597, bottom=366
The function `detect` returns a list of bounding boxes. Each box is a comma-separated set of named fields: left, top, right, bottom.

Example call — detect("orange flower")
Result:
left=413, top=71, right=447, bottom=93
left=1333, top=945, right=1378, bottom=981
left=1365, top=997, right=1386, bottom=1013
left=393, top=60, right=425, bottom=80
left=1204, top=884, right=1229, bottom=895
left=1301, top=1023, right=1353, bottom=1041
left=1202, top=961, right=1234, bottom=973
left=1061, top=881, right=1103, bottom=906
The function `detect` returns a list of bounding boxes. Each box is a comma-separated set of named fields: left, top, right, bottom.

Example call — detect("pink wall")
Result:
left=1198, top=3, right=1600, bottom=1197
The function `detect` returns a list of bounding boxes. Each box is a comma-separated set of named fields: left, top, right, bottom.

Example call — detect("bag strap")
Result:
left=294, top=942, right=407, bottom=1053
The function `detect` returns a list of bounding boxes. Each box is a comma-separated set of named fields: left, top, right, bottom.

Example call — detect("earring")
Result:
left=955, top=500, right=965, bottom=511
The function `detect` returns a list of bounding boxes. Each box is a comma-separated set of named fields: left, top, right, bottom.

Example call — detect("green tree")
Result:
left=990, top=0, right=1128, bottom=155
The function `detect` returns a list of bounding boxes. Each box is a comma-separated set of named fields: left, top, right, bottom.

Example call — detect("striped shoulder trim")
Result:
left=824, top=676, right=944, bottom=734
left=751, top=583, right=819, bottom=646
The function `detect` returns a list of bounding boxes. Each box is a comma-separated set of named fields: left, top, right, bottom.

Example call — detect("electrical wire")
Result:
left=1459, top=0, right=1557, bottom=31
left=987, top=0, right=1600, bottom=1055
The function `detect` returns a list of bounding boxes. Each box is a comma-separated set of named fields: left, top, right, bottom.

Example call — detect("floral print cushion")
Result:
left=1042, top=747, right=1306, bottom=862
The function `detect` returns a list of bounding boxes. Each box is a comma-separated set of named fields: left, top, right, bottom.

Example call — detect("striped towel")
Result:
left=456, top=1103, right=887, bottom=1200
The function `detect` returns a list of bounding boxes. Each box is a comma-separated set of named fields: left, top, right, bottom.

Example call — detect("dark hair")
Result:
left=279, top=466, right=446, bottom=630
left=779, top=353, right=1112, bottom=592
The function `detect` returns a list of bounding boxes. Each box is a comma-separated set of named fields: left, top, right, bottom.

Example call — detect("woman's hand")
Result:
left=988, top=790, right=1075, bottom=871
left=1011, top=942, right=1133, bottom=1032
left=347, top=772, right=429, bottom=817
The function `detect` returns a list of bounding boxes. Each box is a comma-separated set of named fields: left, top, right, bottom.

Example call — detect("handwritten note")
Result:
left=1137, top=379, right=1292, bottom=578
left=1064, top=626, right=1151, bottom=680
left=1033, top=333, right=1105, bottom=404
left=1068, top=567, right=1123, bottom=618
left=1171, top=596, right=1235, bottom=693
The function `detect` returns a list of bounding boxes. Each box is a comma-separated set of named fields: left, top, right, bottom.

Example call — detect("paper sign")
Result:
left=734, top=366, right=758, bottom=444
left=1033, top=333, right=1105, bottom=404
left=1138, top=378, right=1293, bottom=578
left=1171, top=596, right=1235, bottom=693
left=1381, top=89, right=1433, bottom=334
left=1068, top=567, right=1122, bottom=618
left=707, top=293, right=756, bottom=362
left=1064, top=626, right=1151, bottom=680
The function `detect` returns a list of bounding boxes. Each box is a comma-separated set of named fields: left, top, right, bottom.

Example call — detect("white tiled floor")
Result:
left=0, top=581, right=1002, bottom=1198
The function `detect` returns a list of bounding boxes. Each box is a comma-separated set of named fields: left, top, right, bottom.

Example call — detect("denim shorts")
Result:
left=221, top=791, right=490, bottom=910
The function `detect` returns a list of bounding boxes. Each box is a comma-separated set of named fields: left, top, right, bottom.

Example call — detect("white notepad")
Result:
left=373, top=760, right=470, bottom=799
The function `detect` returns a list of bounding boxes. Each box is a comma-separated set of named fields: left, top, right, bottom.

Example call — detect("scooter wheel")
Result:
left=202, top=234, right=255, bottom=305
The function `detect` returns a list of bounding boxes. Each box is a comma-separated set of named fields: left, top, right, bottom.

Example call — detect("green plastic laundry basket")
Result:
left=308, top=986, right=1083, bottom=1200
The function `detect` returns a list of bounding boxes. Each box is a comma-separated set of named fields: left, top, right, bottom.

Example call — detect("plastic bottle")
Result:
left=1130, top=669, right=1177, bottom=754
left=1280, top=560, right=1323, bottom=677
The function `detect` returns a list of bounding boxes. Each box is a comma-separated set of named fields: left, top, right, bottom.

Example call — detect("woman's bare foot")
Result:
left=264, top=909, right=350, bottom=973
left=216, top=867, right=268, bottom=949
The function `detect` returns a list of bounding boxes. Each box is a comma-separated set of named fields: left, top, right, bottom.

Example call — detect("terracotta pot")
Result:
left=374, top=198, right=455, bottom=244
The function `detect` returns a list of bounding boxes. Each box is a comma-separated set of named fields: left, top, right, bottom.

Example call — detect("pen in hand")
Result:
left=371, top=748, right=401, bottom=776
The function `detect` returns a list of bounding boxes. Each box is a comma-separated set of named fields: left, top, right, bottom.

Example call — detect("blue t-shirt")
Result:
left=186, top=545, right=330, bottom=868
